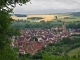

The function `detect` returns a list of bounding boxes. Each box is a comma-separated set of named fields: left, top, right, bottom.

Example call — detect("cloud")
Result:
left=13, top=0, right=80, bottom=14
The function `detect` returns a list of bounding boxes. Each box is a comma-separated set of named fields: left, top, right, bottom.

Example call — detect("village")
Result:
left=12, top=21, right=79, bottom=54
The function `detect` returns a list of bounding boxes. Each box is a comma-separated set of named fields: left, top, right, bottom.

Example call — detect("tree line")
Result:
left=11, top=20, right=80, bottom=29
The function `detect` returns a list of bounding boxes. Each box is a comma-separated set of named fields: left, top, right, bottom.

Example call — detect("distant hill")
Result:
left=71, top=12, right=80, bottom=16
left=14, top=14, right=27, bottom=17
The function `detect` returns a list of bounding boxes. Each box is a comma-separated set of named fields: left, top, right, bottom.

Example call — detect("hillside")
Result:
left=68, top=47, right=80, bottom=57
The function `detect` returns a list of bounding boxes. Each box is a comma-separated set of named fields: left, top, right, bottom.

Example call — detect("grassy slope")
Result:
left=67, top=47, right=80, bottom=57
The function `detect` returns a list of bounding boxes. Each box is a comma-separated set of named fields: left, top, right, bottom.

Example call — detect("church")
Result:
left=51, top=21, right=66, bottom=33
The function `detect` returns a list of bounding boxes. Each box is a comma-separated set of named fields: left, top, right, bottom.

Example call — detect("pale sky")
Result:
left=13, top=0, right=80, bottom=14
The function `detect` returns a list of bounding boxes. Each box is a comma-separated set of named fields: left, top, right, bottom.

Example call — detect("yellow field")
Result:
left=11, top=14, right=70, bottom=22
left=27, top=14, right=56, bottom=21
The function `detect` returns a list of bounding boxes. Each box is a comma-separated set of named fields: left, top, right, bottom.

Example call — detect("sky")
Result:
left=13, top=0, right=80, bottom=14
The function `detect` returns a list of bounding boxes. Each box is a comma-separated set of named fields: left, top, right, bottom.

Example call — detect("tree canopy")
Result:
left=0, top=0, right=30, bottom=12
left=0, top=0, right=30, bottom=60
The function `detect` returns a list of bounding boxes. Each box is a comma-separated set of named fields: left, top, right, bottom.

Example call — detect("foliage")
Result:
left=42, top=53, right=66, bottom=60
left=71, top=12, right=80, bottom=16
left=11, top=20, right=80, bottom=29
left=0, top=10, right=16, bottom=60
left=60, top=37, right=72, bottom=45
left=71, top=34, right=80, bottom=37
left=0, top=11, right=13, bottom=49
left=0, top=0, right=30, bottom=60
left=0, top=45, right=17, bottom=60
left=28, top=17, right=43, bottom=20
left=14, top=14, right=27, bottom=17
left=19, top=53, right=31, bottom=60
left=11, top=20, right=62, bottom=29
left=67, top=43, right=80, bottom=52
left=32, top=36, right=38, bottom=41
left=0, top=11, right=13, bottom=33
left=67, top=47, right=80, bottom=57
left=55, top=16, right=58, bottom=20
left=0, top=0, right=30, bottom=12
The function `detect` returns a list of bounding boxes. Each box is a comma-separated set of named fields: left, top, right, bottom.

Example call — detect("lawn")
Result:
left=67, top=47, right=80, bottom=57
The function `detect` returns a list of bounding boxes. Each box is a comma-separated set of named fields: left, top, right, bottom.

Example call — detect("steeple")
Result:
left=62, top=21, right=66, bottom=32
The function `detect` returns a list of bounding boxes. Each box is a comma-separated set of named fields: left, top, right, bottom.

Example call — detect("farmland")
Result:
left=11, top=12, right=80, bottom=22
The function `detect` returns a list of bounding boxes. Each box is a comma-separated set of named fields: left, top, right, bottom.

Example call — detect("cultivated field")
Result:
left=11, top=13, right=80, bottom=22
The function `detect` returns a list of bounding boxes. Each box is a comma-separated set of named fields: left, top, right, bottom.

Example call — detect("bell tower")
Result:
left=62, top=21, right=66, bottom=32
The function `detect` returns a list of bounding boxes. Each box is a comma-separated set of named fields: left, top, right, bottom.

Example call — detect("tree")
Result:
left=0, top=45, right=17, bottom=60
left=60, top=37, right=72, bottom=45
left=55, top=16, right=58, bottom=20
left=42, top=52, right=66, bottom=60
left=0, top=0, right=30, bottom=12
left=0, top=0, right=30, bottom=60
left=32, top=36, right=38, bottom=41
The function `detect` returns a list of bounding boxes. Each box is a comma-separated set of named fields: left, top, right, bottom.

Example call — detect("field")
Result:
left=11, top=13, right=80, bottom=22
left=67, top=47, right=80, bottom=57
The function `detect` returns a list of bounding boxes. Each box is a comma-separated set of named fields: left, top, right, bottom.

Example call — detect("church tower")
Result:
left=62, top=21, right=66, bottom=32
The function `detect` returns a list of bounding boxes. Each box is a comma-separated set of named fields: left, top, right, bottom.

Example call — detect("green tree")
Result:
left=55, top=16, right=58, bottom=20
left=0, top=0, right=30, bottom=60
left=32, top=36, right=38, bottom=41
left=60, top=37, right=72, bottom=45
left=0, top=0, right=30, bottom=11
left=0, top=45, right=17, bottom=60
left=42, top=52, right=66, bottom=60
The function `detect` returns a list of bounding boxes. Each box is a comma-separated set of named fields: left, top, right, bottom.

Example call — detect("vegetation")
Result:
left=0, top=0, right=29, bottom=60
left=68, top=47, right=80, bottom=57
left=11, top=20, right=80, bottom=29
left=71, top=12, right=80, bottom=16
left=32, top=36, right=38, bottom=41
left=14, top=14, right=27, bottom=17
left=27, top=17, right=44, bottom=20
